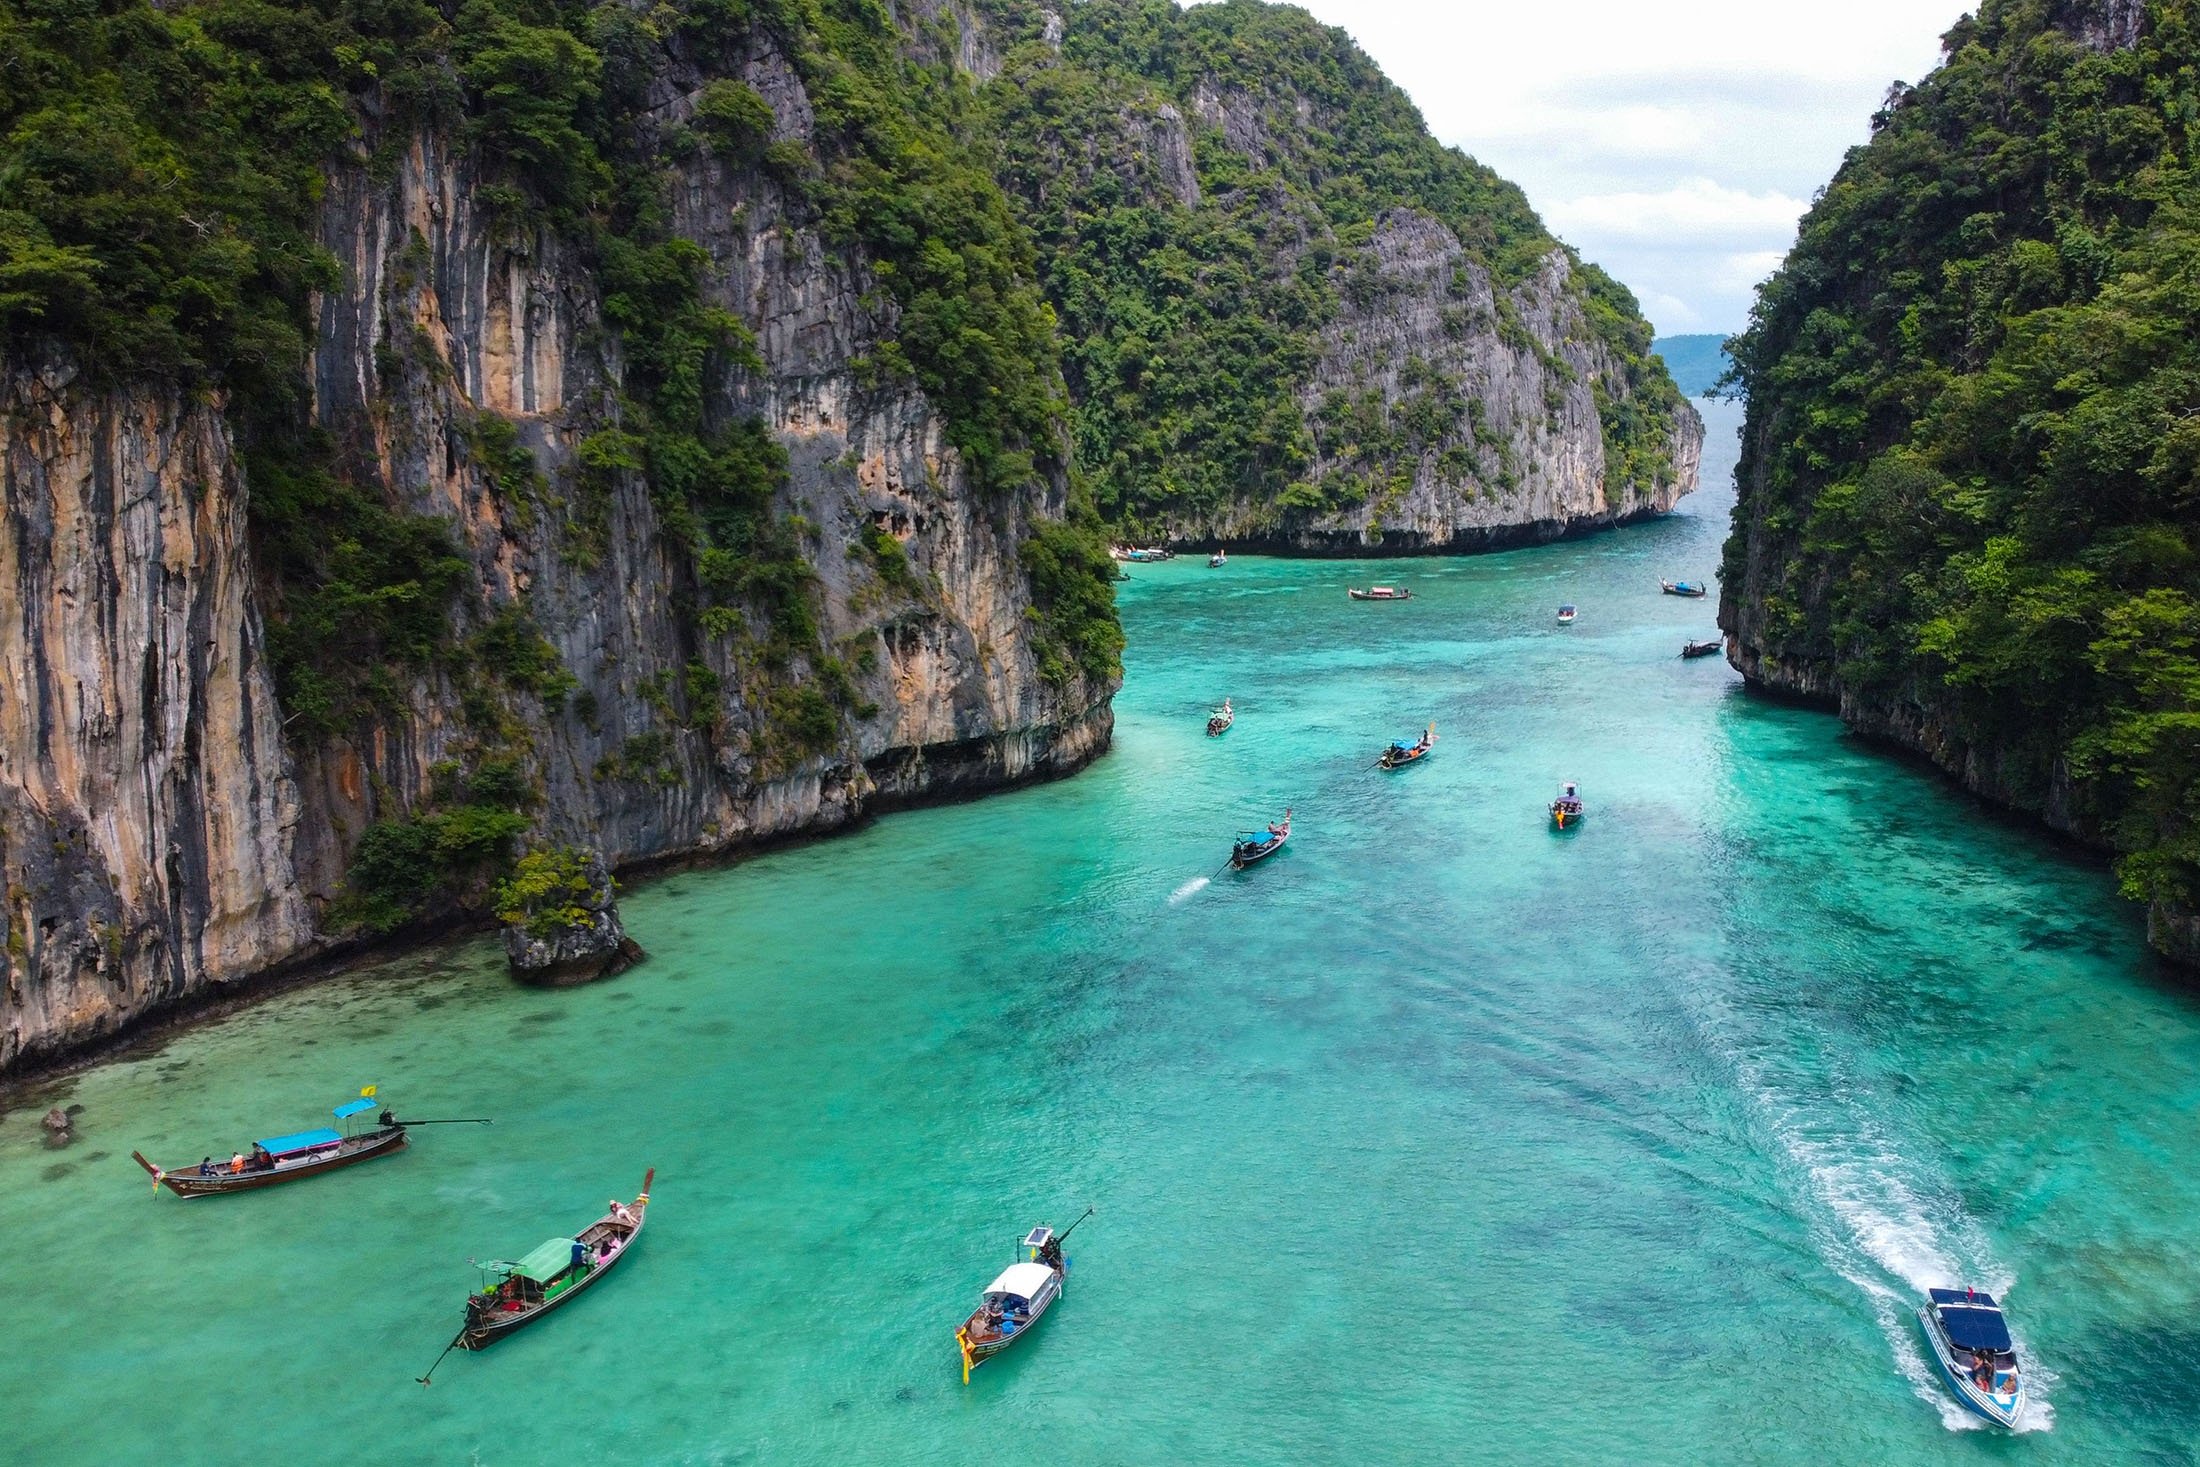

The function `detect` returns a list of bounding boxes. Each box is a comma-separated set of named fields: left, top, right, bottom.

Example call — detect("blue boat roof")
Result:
left=1929, top=1290, right=2013, bottom=1351
left=332, top=1098, right=377, bottom=1120
left=257, top=1127, right=342, bottom=1157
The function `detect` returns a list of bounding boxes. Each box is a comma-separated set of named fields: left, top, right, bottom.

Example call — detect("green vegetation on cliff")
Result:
left=1726, top=0, right=2200, bottom=926
left=972, top=0, right=1682, bottom=533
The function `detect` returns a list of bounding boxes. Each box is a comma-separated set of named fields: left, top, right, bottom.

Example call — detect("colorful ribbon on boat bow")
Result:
left=956, top=1327, right=974, bottom=1385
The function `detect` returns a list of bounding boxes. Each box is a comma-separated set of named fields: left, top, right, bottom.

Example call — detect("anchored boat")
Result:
left=1231, top=808, right=1292, bottom=868
left=1550, top=782, right=1586, bottom=830
left=1918, top=1287, right=2026, bottom=1428
left=1557, top=604, right=1577, bottom=625
left=1378, top=723, right=1437, bottom=770
left=956, top=1212, right=1090, bottom=1381
left=1682, top=638, right=1723, bottom=659
left=1209, top=549, right=1227, bottom=568
left=418, top=1170, right=655, bottom=1382
left=1207, top=698, right=1235, bottom=736
left=1661, top=580, right=1709, bottom=598
left=1349, top=586, right=1411, bottom=601
left=129, top=1089, right=483, bottom=1198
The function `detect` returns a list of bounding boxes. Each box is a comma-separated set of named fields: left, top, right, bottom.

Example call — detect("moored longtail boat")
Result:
left=1209, top=549, right=1227, bottom=568
left=1207, top=698, right=1235, bottom=737
left=1231, top=807, right=1292, bottom=868
left=1348, top=585, right=1411, bottom=601
left=955, top=1211, right=1091, bottom=1382
left=1556, top=604, right=1577, bottom=625
left=1682, top=638, right=1723, bottom=659
left=129, top=1088, right=469, bottom=1198
left=417, top=1170, right=655, bottom=1382
left=1549, top=782, right=1586, bottom=830
left=1661, top=580, right=1709, bottom=598
left=1378, top=723, right=1437, bottom=770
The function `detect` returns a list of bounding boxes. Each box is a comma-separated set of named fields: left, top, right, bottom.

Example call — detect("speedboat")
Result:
left=1917, top=1287, right=2026, bottom=1428
left=1557, top=604, right=1577, bottom=624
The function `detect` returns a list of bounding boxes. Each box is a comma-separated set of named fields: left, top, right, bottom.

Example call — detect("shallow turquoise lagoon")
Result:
left=7, top=400, right=2200, bottom=1464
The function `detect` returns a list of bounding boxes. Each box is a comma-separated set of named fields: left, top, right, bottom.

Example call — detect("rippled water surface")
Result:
left=8, top=400, right=2200, bottom=1464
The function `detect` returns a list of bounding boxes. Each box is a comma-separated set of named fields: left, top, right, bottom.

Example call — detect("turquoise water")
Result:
left=8, top=399, right=2200, bottom=1464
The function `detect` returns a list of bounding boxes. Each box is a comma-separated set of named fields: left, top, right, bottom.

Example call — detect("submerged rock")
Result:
left=41, top=1107, right=71, bottom=1148
left=500, top=850, right=647, bottom=988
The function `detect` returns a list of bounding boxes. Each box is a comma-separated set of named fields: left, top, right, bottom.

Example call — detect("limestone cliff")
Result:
left=0, top=12, right=1115, bottom=1073
left=972, top=0, right=1702, bottom=551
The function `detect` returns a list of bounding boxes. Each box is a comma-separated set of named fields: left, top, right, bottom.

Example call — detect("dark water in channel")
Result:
left=6, top=400, right=2200, bottom=1464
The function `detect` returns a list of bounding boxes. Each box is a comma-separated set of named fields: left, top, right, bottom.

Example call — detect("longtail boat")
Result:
left=1348, top=586, right=1411, bottom=601
left=417, top=1170, right=655, bottom=1383
left=1231, top=807, right=1291, bottom=868
left=1209, top=549, right=1227, bottom=568
left=1682, top=638, right=1723, bottom=659
left=1378, top=723, right=1437, bottom=770
left=1662, top=580, right=1709, bottom=598
left=1557, top=604, right=1577, bottom=625
left=1550, top=782, right=1587, bottom=830
left=1207, top=698, right=1235, bottom=737
left=955, top=1210, right=1091, bottom=1382
left=128, top=1089, right=479, bottom=1198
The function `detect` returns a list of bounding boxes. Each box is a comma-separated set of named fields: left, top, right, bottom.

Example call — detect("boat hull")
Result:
left=459, top=1172, right=653, bottom=1350
left=133, top=1128, right=408, bottom=1197
left=959, top=1271, right=1063, bottom=1371
left=1916, top=1307, right=2024, bottom=1428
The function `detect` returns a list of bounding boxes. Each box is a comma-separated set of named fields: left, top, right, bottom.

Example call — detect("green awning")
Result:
left=504, top=1238, right=581, bottom=1283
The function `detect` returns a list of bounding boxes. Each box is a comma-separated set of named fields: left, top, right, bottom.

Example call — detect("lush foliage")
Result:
left=493, top=846, right=604, bottom=939
left=974, top=0, right=1680, bottom=531
left=1727, top=0, right=2200, bottom=913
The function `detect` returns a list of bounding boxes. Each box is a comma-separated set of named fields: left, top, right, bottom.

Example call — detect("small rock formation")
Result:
left=500, top=850, right=647, bottom=988
left=41, top=1106, right=72, bottom=1147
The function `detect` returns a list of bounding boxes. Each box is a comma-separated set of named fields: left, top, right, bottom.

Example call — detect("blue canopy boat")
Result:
left=1918, top=1287, right=2026, bottom=1428
left=132, top=1091, right=415, bottom=1197
left=1662, top=580, right=1708, bottom=597
left=954, top=1213, right=1090, bottom=1383
left=1378, top=724, right=1437, bottom=770
left=1549, top=781, right=1586, bottom=830
left=1231, top=807, right=1292, bottom=868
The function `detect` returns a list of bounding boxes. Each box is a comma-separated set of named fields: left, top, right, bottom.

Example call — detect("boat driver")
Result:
left=1037, top=1234, right=1064, bottom=1271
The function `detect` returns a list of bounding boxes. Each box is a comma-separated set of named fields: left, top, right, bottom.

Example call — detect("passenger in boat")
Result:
left=250, top=1145, right=273, bottom=1172
left=198, top=1157, right=215, bottom=1177
left=229, top=1152, right=246, bottom=1174
left=570, top=1240, right=588, bottom=1274
left=609, top=1199, right=636, bottom=1226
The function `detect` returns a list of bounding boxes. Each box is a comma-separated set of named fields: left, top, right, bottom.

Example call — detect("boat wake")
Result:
left=1167, top=876, right=1210, bottom=906
left=1749, top=1078, right=2056, bottom=1433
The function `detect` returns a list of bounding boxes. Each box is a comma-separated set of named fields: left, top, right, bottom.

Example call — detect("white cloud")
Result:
left=1211, top=0, right=1970, bottom=333
left=1545, top=180, right=1808, bottom=247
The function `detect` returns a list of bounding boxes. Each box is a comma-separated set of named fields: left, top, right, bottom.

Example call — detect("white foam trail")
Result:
left=1167, top=876, right=1210, bottom=906
left=1745, top=1075, right=2053, bottom=1432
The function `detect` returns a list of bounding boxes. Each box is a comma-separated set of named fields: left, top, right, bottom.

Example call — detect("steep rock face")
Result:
left=0, top=28, right=1114, bottom=1073
left=1244, top=217, right=1700, bottom=552
left=973, top=0, right=1701, bottom=552
left=0, top=373, right=313, bottom=1071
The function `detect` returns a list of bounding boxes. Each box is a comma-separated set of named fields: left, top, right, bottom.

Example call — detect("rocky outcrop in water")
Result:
left=501, top=851, right=646, bottom=987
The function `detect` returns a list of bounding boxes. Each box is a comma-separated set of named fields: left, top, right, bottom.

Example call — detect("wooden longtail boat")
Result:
left=1348, top=586, right=1411, bottom=601
left=1550, top=782, right=1587, bottom=830
left=1209, top=549, right=1227, bottom=567
left=1662, top=580, right=1709, bottom=598
left=440, top=1170, right=654, bottom=1369
left=130, top=1091, right=444, bottom=1198
left=1682, top=639, right=1723, bottom=659
left=1378, top=724, right=1437, bottom=770
left=1231, top=807, right=1292, bottom=868
left=1556, top=604, right=1577, bottom=624
left=1207, top=698, right=1235, bottom=736
left=955, top=1211, right=1090, bottom=1382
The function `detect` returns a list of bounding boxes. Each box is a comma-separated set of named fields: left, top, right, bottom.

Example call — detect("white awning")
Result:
left=983, top=1262, right=1055, bottom=1302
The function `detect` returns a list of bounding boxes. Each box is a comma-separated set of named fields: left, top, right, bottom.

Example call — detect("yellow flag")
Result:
left=361, top=1085, right=377, bottom=1098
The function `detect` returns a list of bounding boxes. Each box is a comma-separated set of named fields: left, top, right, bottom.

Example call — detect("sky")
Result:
left=1260, top=0, right=1973, bottom=337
